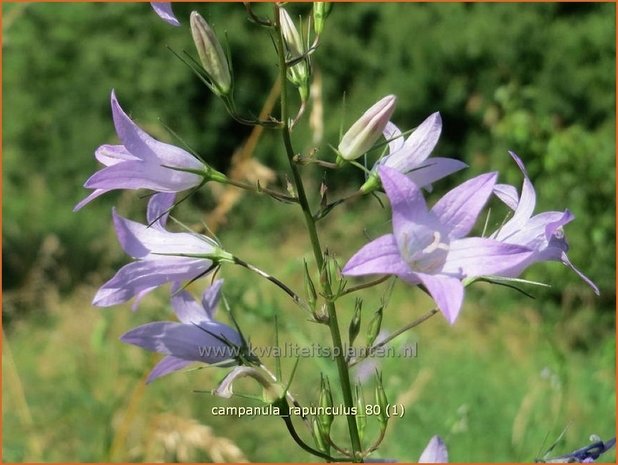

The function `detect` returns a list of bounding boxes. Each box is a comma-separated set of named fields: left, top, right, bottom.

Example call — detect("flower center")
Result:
left=400, top=226, right=450, bottom=274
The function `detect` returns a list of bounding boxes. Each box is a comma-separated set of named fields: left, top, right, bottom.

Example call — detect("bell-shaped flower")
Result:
left=342, top=166, right=532, bottom=323
left=150, top=2, right=180, bottom=26
left=361, top=112, right=467, bottom=193
left=75, top=91, right=211, bottom=211
left=93, top=193, right=232, bottom=308
left=213, top=366, right=285, bottom=403
left=419, top=435, right=449, bottom=463
left=121, top=280, right=242, bottom=382
left=337, top=95, right=397, bottom=162
left=491, top=151, right=599, bottom=294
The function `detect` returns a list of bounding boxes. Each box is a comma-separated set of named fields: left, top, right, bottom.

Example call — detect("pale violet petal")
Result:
left=416, top=273, right=464, bottom=324
left=442, top=237, right=533, bottom=278
left=147, top=192, right=176, bottom=229
left=404, top=157, right=467, bottom=189
left=419, top=435, right=448, bottom=463
left=201, top=279, right=225, bottom=319
left=95, top=144, right=137, bottom=165
left=150, top=2, right=180, bottom=26
left=379, top=166, right=429, bottom=231
left=73, top=188, right=110, bottom=212
left=172, top=290, right=209, bottom=325
left=147, top=356, right=193, bottom=383
left=84, top=160, right=202, bottom=193
left=431, top=172, right=497, bottom=239
left=493, top=183, right=519, bottom=211
left=383, top=121, right=405, bottom=155
left=92, top=258, right=213, bottom=307
left=342, top=234, right=416, bottom=281
left=399, top=111, right=442, bottom=166
left=497, top=151, right=537, bottom=238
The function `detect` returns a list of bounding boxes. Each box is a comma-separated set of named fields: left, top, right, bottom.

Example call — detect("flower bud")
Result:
left=303, top=260, right=318, bottom=312
left=190, top=11, right=231, bottom=96
left=355, top=386, right=367, bottom=443
left=318, top=376, right=334, bottom=431
left=312, top=418, right=329, bottom=454
left=366, top=306, right=383, bottom=348
left=374, top=371, right=389, bottom=427
left=279, top=7, right=310, bottom=96
left=313, top=2, right=332, bottom=36
left=213, top=366, right=285, bottom=404
left=337, top=95, right=396, bottom=162
left=348, top=299, right=362, bottom=347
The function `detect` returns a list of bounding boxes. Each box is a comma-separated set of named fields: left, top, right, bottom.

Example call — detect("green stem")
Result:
left=274, top=5, right=362, bottom=460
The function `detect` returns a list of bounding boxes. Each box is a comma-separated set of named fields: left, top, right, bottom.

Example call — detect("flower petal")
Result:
left=431, top=172, right=497, bottom=239
left=404, top=157, right=467, bottom=189
left=416, top=273, right=464, bottom=324
left=399, top=111, right=442, bottom=166
left=147, top=356, right=193, bottom=383
left=497, top=151, right=536, bottom=238
left=95, top=144, right=137, bottom=165
left=73, top=188, right=110, bottom=212
left=202, top=279, right=225, bottom=319
left=84, top=160, right=201, bottom=193
left=383, top=121, right=405, bottom=155
left=342, top=234, right=417, bottom=281
left=147, top=192, right=176, bottom=229
left=379, top=165, right=429, bottom=228
left=93, top=258, right=212, bottom=307
left=560, top=252, right=600, bottom=295
left=419, top=435, right=448, bottom=463
left=493, top=183, right=519, bottom=211
left=172, top=290, right=209, bottom=325
left=150, top=2, right=180, bottom=26
left=120, top=321, right=241, bottom=362
left=442, top=237, right=533, bottom=277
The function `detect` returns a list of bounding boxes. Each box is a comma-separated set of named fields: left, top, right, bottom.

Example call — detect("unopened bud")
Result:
left=303, top=260, right=318, bottom=311
left=318, top=376, right=334, bottom=431
left=190, top=11, right=231, bottom=96
left=374, top=371, right=389, bottom=427
left=366, top=306, right=383, bottom=348
left=355, top=386, right=367, bottom=443
left=348, top=299, right=362, bottom=346
left=279, top=7, right=310, bottom=95
left=337, top=95, right=396, bottom=162
left=313, top=2, right=332, bottom=36
left=312, top=418, right=329, bottom=454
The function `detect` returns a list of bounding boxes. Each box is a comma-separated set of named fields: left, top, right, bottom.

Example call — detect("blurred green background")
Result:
left=3, top=2, right=615, bottom=462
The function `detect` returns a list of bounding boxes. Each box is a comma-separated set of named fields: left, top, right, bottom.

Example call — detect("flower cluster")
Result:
left=75, top=4, right=602, bottom=463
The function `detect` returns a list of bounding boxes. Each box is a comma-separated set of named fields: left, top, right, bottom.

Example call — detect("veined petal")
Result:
left=419, top=436, right=448, bottom=463
left=201, top=279, right=225, bottom=319
left=120, top=321, right=241, bottom=362
left=342, top=234, right=416, bottom=281
left=150, top=2, right=180, bottom=26
left=383, top=121, right=405, bottom=155
left=497, top=151, right=536, bottom=238
left=147, top=192, right=176, bottom=229
left=172, top=290, right=209, bottom=325
left=74, top=188, right=110, bottom=212
left=110, top=91, right=203, bottom=171
left=84, top=160, right=202, bottom=193
left=416, top=273, right=464, bottom=324
left=404, top=157, right=467, bottom=188
left=93, top=258, right=213, bottom=307
left=493, top=183, right=519, bottom=211
left=112, top=209, right=215, bottom=258
left=442, top=237, right=532, bottom=277
left=95, top=144, right=137, bottom=165
left=498, top=210, right=571, bottom=247
left=398, top=111, right=442, bottom=166
left=147, top=356, right=193, bottom=383
left=379, top=166, right=429, bottom=228
left=432, top=172, right=497, bottom=239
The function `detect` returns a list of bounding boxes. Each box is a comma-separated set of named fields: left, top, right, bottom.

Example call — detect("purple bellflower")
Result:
left=150, top=2, right=180, bottom=26
left=419, top=435, right=449, bottom=463
left=75, top=91, right=212, bottom=211
left=121, top=280, right=242, bottom=382
left=93, top=193, right=231, bottom=308
left=491, top=151, right=599, bottom=294
left=342, top=166, right=532, bottom=323
left=361, top=112, right=467, bottom=193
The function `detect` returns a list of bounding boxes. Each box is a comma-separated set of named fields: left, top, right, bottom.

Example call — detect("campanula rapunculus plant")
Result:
left=121, top=279, right=242, bottom=382
left=79, top=3, right=606, bottom=462
left=150, top=2, right=179, bottom=26
left=361, top=112, right=468, bottom=193
left=343, top=166, right=532, bottom=323
left=93, top=192, right=231, bottom=308
left=75, top=91, right=217, bottom=211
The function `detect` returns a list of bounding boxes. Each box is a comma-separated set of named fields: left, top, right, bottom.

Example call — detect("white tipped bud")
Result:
left=190, top=11, right=231, bottom=96
left=337, top=95, right=396, bottom=161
